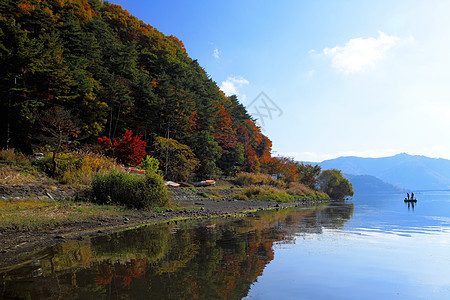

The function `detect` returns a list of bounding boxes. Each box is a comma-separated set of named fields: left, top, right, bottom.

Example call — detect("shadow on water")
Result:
left=0, top=202, right=353, bottom=300
left=406, top=201, right=415, bottom=211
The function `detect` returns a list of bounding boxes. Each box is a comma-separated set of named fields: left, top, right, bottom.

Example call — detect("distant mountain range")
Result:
left=304, top=153, right=450, bottom=193
left=344, top=174, right=404, bottom=195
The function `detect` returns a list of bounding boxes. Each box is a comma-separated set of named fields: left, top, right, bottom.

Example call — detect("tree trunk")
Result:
left=51, top=150, right=57, bottom=178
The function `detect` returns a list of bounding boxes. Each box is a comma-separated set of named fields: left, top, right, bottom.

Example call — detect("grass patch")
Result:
left=0, top=197, right=129, bottom=229
left=186, top=187, right=210, bottom=198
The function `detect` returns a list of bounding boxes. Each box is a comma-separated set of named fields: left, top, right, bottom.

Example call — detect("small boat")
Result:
left=193, top=180, right=216, bottom=187
left=404, top=198, right=417, bottom=203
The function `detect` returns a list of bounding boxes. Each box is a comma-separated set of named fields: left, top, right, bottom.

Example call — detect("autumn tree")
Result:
left=296, top=163, right=321, bottom=189
left=153, top=137, right=199, bottom=181
left=213, top=104, right=236, bottom=150
left=263, top=156, right=298, bottom=183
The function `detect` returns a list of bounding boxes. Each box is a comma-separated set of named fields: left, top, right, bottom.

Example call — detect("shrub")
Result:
left=91, top=171, right=169, bottom=209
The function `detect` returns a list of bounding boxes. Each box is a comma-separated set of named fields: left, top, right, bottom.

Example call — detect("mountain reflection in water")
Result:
left=0, top=203, right=353, bottom=300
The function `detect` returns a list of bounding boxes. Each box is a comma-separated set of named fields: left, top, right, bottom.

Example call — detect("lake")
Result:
left=1, top=191, right=450, bottom=299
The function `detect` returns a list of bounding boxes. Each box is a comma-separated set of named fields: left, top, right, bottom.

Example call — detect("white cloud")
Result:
left=323, top=31, right=398, bottom=74
left=213, top=48, right=220, bottom=59
left=220, top=76, right=249, bottom=97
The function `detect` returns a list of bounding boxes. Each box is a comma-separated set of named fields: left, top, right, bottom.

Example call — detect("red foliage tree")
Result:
left=97, top=130, right=146, bottom=166
left=97, top=135, right=113, bottom=149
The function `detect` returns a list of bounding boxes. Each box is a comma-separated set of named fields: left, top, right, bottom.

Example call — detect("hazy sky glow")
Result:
left=112, top=0, right=450, bottom=162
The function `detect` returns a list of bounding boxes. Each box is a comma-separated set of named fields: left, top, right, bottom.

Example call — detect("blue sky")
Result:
left=112, top=0, right=450, bottom=162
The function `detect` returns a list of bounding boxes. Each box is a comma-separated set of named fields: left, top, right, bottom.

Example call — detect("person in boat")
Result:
left=407, top=193, right=410, bottom=200
left=411, top=192, right=414, bottom=200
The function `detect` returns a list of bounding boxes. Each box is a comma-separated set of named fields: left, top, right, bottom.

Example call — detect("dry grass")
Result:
left=0, top=164, right=56, bottom=186
left=59, top=151, right=120, bottom=185
left=232, top=185, right=295, bottom=202
left=233, top=172, right=286, bottom=188
left=287, top=182, right=330, bottom=200
left=33, top=150, right=121, bottom=185
left=0, top=148, right=29, bottom=164
left=232, top=181, right=330, bottom=202
left=287, top=182, right=315, bottom=197
left=0, top=165, right=38, bottom=185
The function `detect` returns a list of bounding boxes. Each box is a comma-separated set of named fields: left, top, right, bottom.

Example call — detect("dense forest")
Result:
left=0, top=0, right=276, bottom=179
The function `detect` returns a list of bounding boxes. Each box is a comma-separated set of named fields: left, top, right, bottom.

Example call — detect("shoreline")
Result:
left=0, top=187, right=330, bottom=268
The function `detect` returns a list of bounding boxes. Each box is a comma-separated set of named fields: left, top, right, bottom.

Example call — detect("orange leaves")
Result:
left=236, top=122, right=273, bottom=173
left=17, top=0, right=35, bottom=15
left=188, top=111, right=198, bottom=133
left=213, top=104, right=237, bottom=150
left=262, top=156, right=298, bottom=183
left=167, top=35, right=187, bottom=54
left=243, top=120, right=263, bottom=146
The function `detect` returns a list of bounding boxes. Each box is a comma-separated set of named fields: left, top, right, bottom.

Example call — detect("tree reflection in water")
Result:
left=0, top=202, right=353, bottom=299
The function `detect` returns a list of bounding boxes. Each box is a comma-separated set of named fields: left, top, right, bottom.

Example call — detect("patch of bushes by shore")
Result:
left=35, top=151, right=119, bottom=185
left=1, top=148, right=170, bottom=210
left=232, top=173, right=330, bottom=202
left=90, top=171, right=169, bottom=209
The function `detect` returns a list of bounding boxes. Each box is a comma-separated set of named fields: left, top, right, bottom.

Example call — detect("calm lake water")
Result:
left=1, top=191, right=450, bottom=299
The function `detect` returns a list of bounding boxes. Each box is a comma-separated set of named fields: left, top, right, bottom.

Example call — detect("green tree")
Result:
left=182, top=130, right=222, bottom=178
left=139, top=155, right=160, bottom=174
left=317, top=169, right=354, bottom=200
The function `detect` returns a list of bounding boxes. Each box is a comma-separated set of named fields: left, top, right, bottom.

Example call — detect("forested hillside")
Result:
left=0, top=0, right=273, bottom=177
